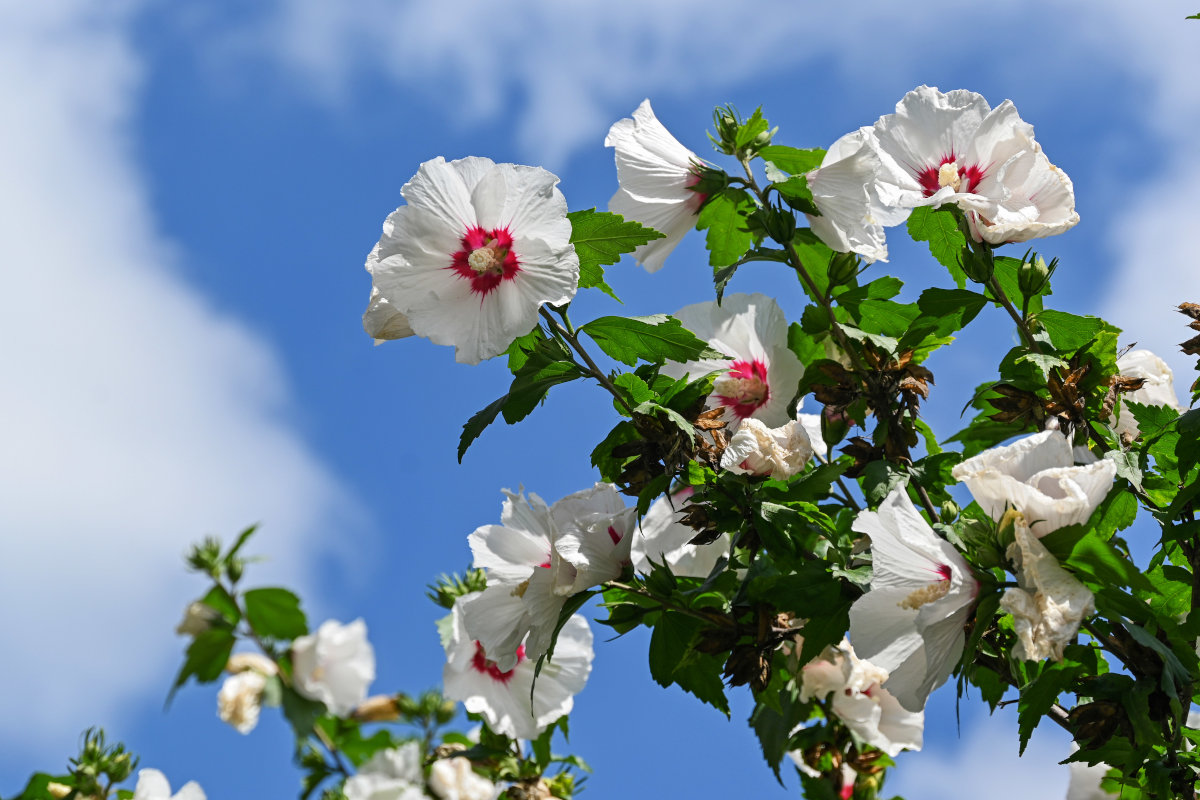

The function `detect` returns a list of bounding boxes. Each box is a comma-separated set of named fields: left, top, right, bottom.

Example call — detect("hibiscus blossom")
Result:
left=632, top=487, right=730, bottom=579
left=798, top=639, right=924, bottom=757
left=1112, top=349, right=1181, bottom=440
left=951, top=430, right=1116, bottom=538
left=806, top=127, right=911, bottom=262
left=132, top=770, right=205, bottom=800
left=343, top=743, right=426, bottom=800
left=870, top=85, right=1079, bottom=245
left=461, top=485, right=632, bottom=672
left=1001, top=513, right=1095, bottom=662
left=429, top=757, right=496, bottom=800
left=660, top=293, right=804, bottom=429
left=848, top=487, right=978, bottom=712
left=292, top=619, right=376, bottom=716
left=367, top=156, right=579, bottom=364
left=605, top=99, right=706, bottom=272
left=720, top=416, right=815, bottom=480
left=443, top=594, right=594, bottom=741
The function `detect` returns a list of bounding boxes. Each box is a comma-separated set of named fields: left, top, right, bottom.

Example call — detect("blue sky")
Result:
left=1, top=1, right=1198, bottom=798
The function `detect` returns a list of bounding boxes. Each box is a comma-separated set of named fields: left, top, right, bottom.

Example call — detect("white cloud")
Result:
left=887, top=706, right=1073, bottom=800
left=0, top=0, right=361, bottom=748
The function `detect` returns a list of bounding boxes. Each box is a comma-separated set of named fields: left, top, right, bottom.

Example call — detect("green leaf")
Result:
left=244, top=587, right=308, bottom=640
left=503, top=359, right=587, bottom=423
left=647, top=611, right=728, bottom=714
left=582, top=315, right=727, bottom=367
left=1016, top=352, right=1070, bottom=380
left=734, top=107, right=770, bottom=150
left=1042, top=527, right=1156, bottom=594
left=860, top=461, right=909, bottom=506
left=1033, top=310, right=1117, bottom=352
left=225, top=524, right=259, bottom=561
left=282, top=686, right=326, bottom=737
left=1104, top=450, right=1144, bottom=492
left=1017, top=656, right=1084, bottom=753
left=200, top=584, right=241, bottom=625
left=168, top=628, right=235, bottom=703
left=568, top=208, right=664, bottom=300
left=907, top=206, right=967, bottom=287
left=750, top=691, right=804, bottom=782
left=458, top=395, right=508, bottom=462
left=1177, top=409, right=1200, bottom=476
left=796, top=600, right=851, bottom=666
left=696, top=189, right=756, bottom=268
left=771, top=175, right=818, bottom=215
left=758, top=145, right=825, bottom=175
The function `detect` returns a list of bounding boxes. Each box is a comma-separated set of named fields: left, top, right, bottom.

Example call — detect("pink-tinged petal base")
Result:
left=714, top=359, right=770, bottom=418
left=450, top=226, right=521, bottom=296
left=472, top=642, right=526, bottom=684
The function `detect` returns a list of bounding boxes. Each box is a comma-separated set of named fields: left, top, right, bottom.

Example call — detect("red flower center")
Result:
left=714, top=359, right=770, bottom=418
left=915, top=154, right=986, bottom=198
left=471, top=641, right=526, bottom=684
left=451, top=226, right=521, bottom=296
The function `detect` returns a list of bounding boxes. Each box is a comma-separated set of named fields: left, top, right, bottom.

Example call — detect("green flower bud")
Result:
left=828, top=252, right=860, bottom=288
left=1017, top=254, right=1054, bottom=298
left=961, top=245, right=994, bottom=283
left=939, top=499, right=960, bottom=522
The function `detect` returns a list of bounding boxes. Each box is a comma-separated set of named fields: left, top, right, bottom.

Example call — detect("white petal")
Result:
left=133, top=769, right=172, bottom=800
left=362, top=285, right=414, bottom=342
left=874, top=86, right=991, bottom=186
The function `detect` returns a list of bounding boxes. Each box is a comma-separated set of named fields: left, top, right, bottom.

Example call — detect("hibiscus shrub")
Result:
left=19, top=85, right=1200, bottom=800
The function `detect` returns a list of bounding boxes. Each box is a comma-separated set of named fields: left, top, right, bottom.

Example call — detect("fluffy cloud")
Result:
left=0, top=0, right=359, bottom=747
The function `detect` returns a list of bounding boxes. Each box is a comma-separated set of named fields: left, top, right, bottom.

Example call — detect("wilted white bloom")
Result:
left=344, top=742, right=426, bottom=800
left=951, top=430, right=1116, bottom=538
left=806, top=127, right=911, bottom=262
left=367, top=156, right=579, bottom=365
left=799, top=639, right=924, bottom=757
left=632, top=487, right=729, bottom=579
left=462, top=485, right=632, bottom=672
left=362, top=280, right=415, bottom=344
left=429, top=757, right=496, bottom=800
left=175, top=602, right=218, bottom=637
left=132, top=769, right=205, bottom=800
left=226, top=651, right=277, bottom=676
left=1000, top=515, right=1095, bottom=662
left=720, top=417, right=815, bottom=480
left=661, top=293, right=804, bottom=429
left=1113, top=349, right=1181, bottom=440
left=292, top=619, right=376, bottom=716
left=870, top=85, right=1079, bottom=244
left=605, top=99, right=706, bottom=272
left=848, top=488, right=978, bottom=712
left=217, top=670, right=268, bottom=734
left=443, top=595, right=593, bottom=741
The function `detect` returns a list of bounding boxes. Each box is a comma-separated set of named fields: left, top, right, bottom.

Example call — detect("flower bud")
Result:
left=351, top=694, right=401, bottom=722
left=226, top=556, right=245, bottom=584
left=106, top=752, right=134, bottom=783
left=46, top=784, right=73, bottom=800
left=961, top=245, right=994, bottom=283
left=175, top=601, right=218, bottom=637
left=1017, top=255, right=1052, bottom=297
left=688, top=164, right=729, bottom=196
left=758, top=203, right=796, bottom=244
left=828, top=252, right=859, bottom=288
left=939, top=500, right=960, bottom=522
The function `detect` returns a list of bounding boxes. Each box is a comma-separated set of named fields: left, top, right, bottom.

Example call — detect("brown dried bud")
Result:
left=1182, top=334, right=1200, bottom=356
left=505, top=779, right=555, bottom=800
left=723, top=644, right=772, bottom=692
left=1178, top=302, right=1200, bottom=321
left=1069, top=699, right=1123, bottom=745
left=694, top=627, right=740, bottom=655
left=351, top=694, right=402, bottom=723
left=432, top=742, right=468, bottom=760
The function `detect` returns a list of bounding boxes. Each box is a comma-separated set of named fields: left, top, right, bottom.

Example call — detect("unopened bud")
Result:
left=351, top=694, right=401, bottom=723
left=107, top=752, right=134, bottom=783
left=961, top=246, right=994, bottom=283
left=939, top=500, right=959, bottom=522
left=828, top=252, right=859, bottom=287
left=1018, top=255, right=1052, bottom=297
left=759, top=204, right=795, bottom=244
left=226, top=557, right=245, bottom=584
left=47, top=783, right=72, bottom=799
left=175, top=601, right=219, bottom=637
left=436, top=699, right=458, bottom=725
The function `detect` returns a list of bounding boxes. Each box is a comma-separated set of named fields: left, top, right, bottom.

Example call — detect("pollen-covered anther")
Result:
left=467, top=245, right=505, bottom=274
left=937, top=161, right=962, bottom=191
left=899, top=579, right=951, bottom=610
left=713, top=372, right=767, bottom=405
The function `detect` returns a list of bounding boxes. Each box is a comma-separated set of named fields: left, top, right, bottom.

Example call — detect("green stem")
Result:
left=539, top=306, right=635, bottom=416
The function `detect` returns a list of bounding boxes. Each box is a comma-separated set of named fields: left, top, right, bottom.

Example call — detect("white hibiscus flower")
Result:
left=660, top=293, right=804, bottom=429
left=868, top=85, right=1079, bottom=245
left=951, top=430, right=1116, bottom=538
left=343, top=742, right=427, bottom=800
left=428, top=757, right=496, bottom=800
left=367, top=156, right=579, bottom=364
left=798, top=639, right=924, bottom=757
left=806, top=127, right=911, bottom=262
left=1001, top=514, right=1095, bottom=662
left=292, top=619, right=376, bottom=716
left=632, top=487, right=730, bottom=579
left=462, top=486, right=631, bottom=672
left=1113, top=349, right=1181, bottom=440
left=443, top=595, right=594, bottom=741
left=720, top=417, right=815, bottom=480
left=217, top=670, right=267, bottom=735
left=132, top=770, right=205, bottom=800
left=605, top=99, right=706, bottom=272
left=848, top=487, right=979, bottom=712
